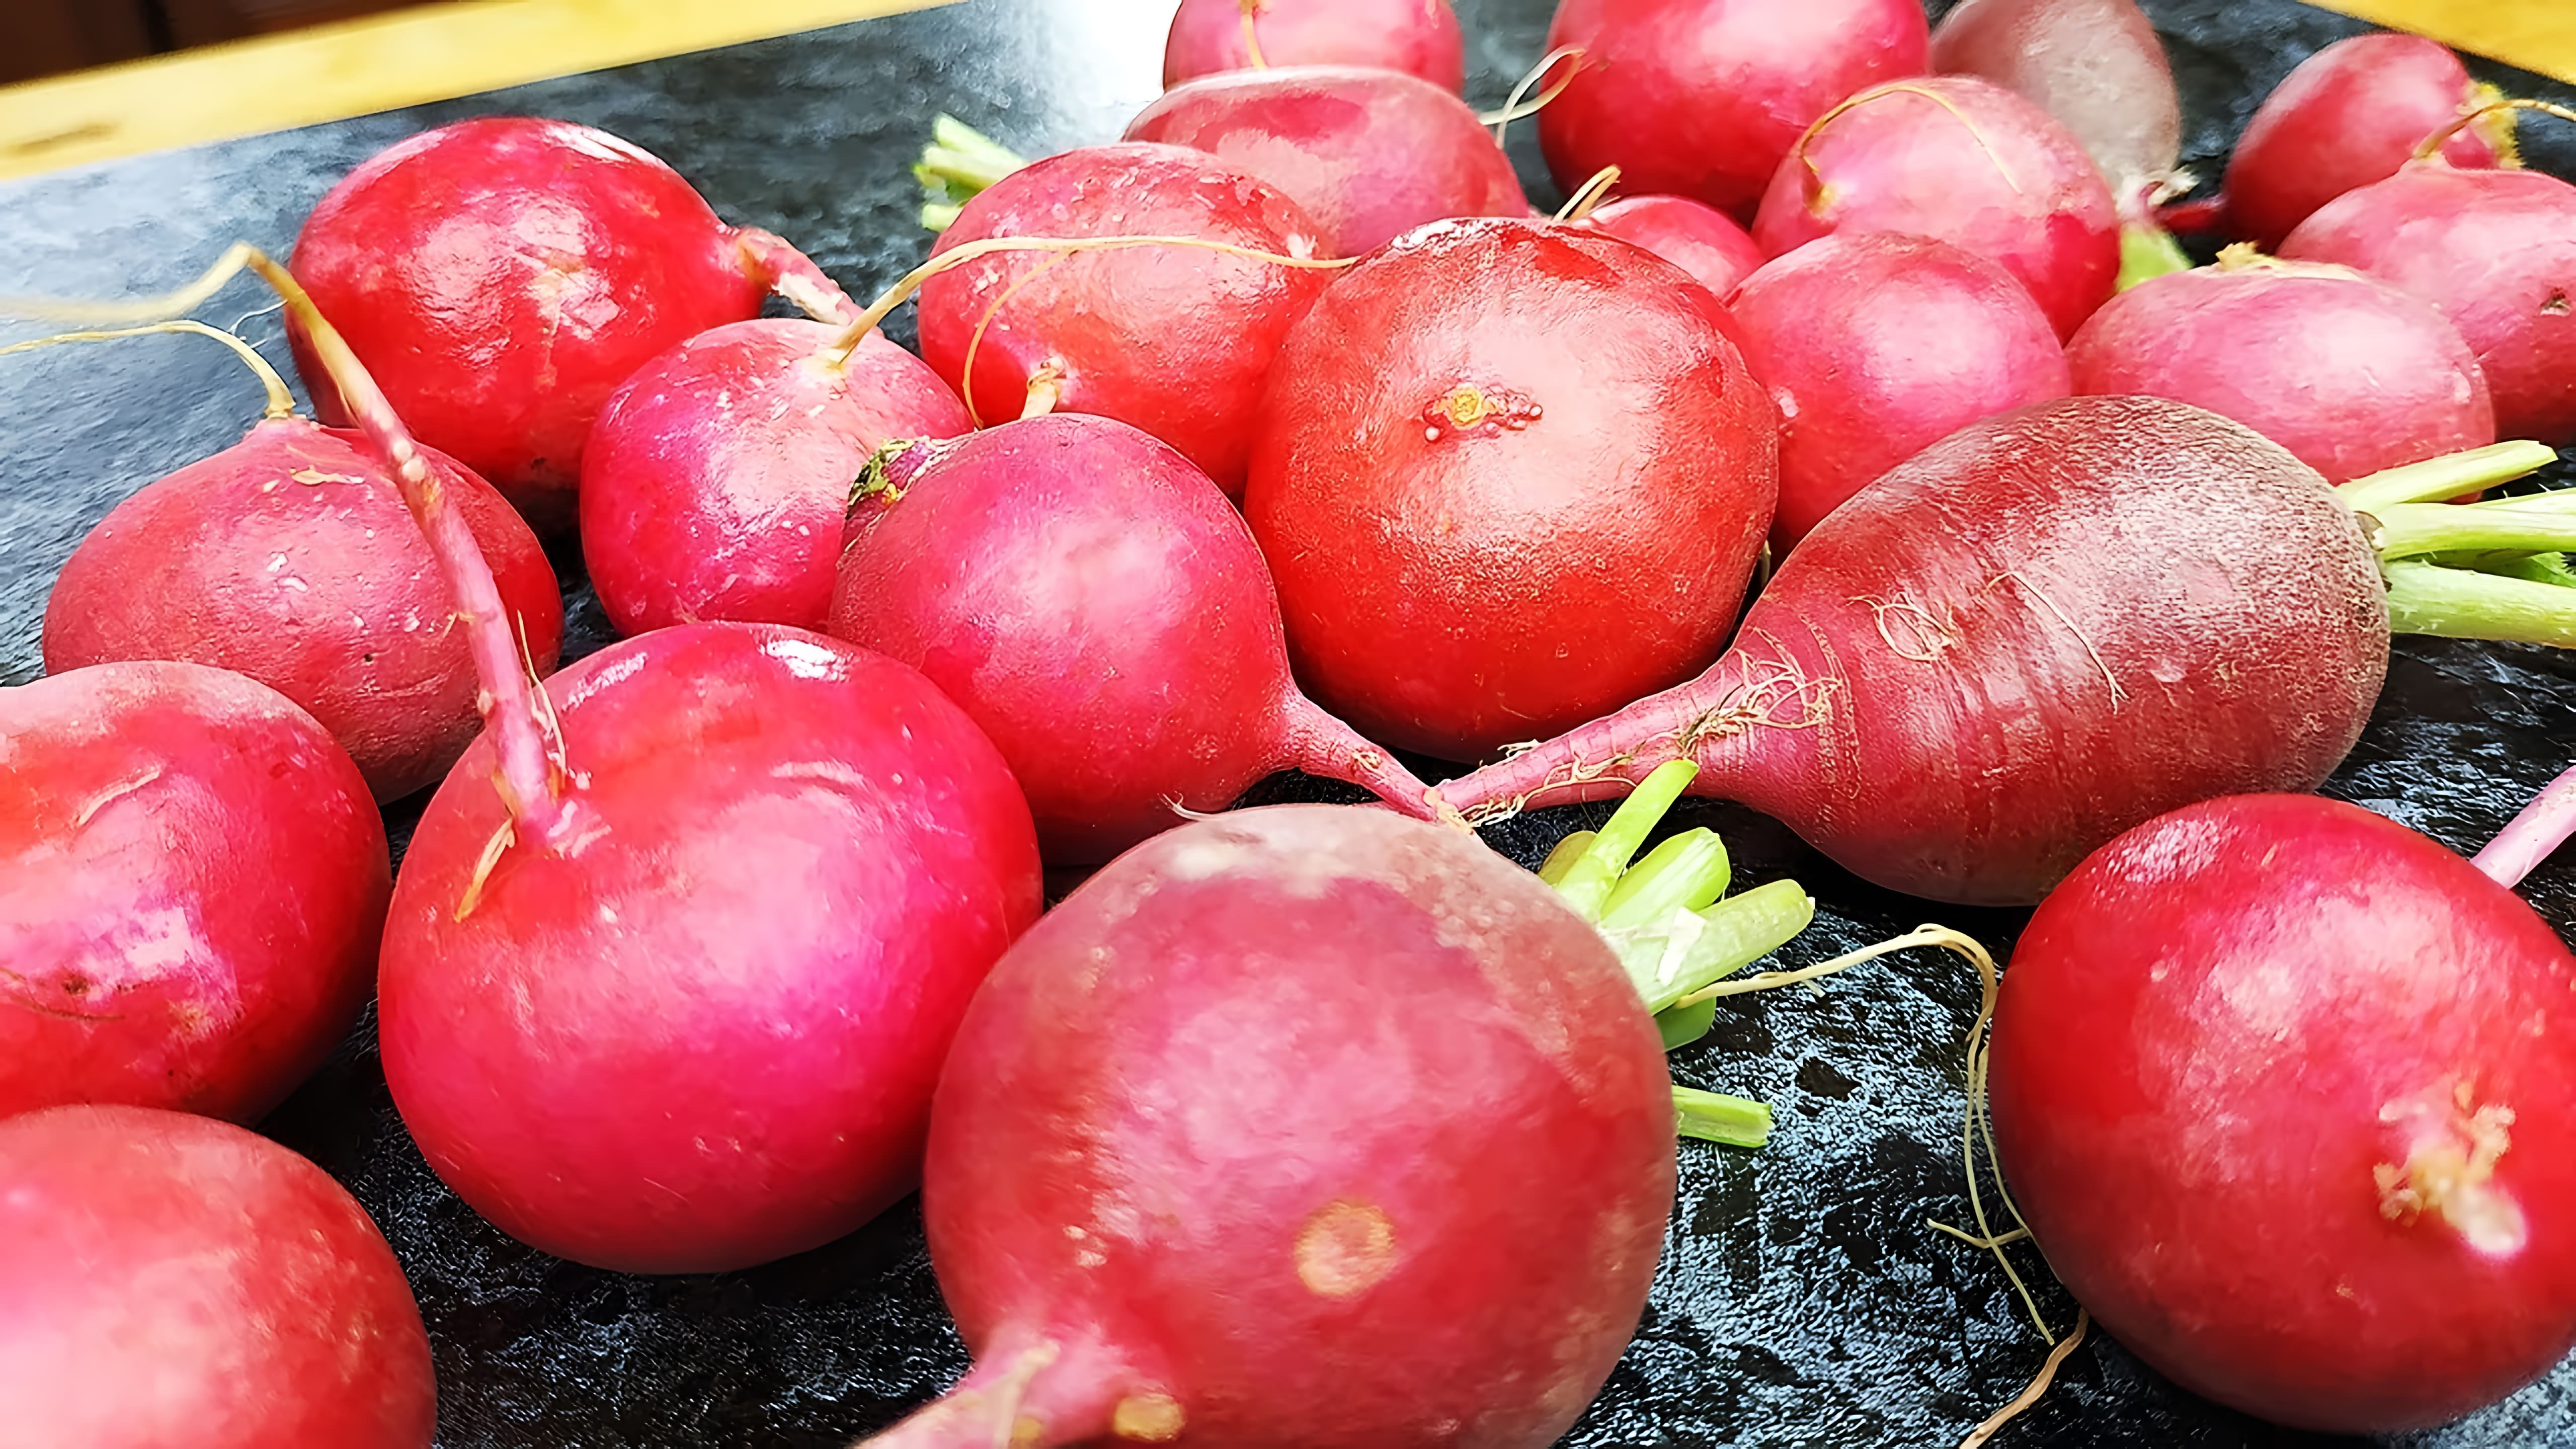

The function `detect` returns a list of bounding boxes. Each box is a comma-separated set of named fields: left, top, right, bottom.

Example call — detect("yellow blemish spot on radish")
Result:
left=1112, top=1394, right=1185, bottom=1441
left=1295, top=1199, right=1396, bottom=1297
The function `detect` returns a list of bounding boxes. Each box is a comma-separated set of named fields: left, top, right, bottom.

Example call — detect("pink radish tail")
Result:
left=1430, top=684, right=1719, bottom=826
left=2474, top=759, right=2576, bottom=889
left=735, top=227, right=862, bottom=326
left=850, top=1335, right=1155, bottom=1449
left=1274, top=695, right=1451, bottom=826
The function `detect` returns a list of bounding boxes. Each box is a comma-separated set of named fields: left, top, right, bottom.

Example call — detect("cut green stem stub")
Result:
left=2337, top=442, right=2576, bottom=648
left=1674, top=1087, right=1772, bottom=1149
left=914, top=114, right=1031, bottom=232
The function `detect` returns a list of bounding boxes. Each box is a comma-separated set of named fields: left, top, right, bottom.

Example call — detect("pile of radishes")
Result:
left=8, top=0, right=2576, bottom=1442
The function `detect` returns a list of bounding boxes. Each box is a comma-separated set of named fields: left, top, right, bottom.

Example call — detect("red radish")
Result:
left=1164, top=0, right=1463, bottom=91
left=861, top=806, right=1675, bottom=1448
left=1123, top=65, right=1525, bottom=256
left=1575, top=193, right=1766, bottom=296
left=289, top=115, right=854, bottom=527
left=1752, top=75, right=2122, bottom=341
left=917, top=143, right=1330, bottom=497
left=1243, top=216, right=1777, bottom=762
left=0, top=1104, right=435, bottom=1447
left=1537, top=0, right=1929, bottom=219
left=1929, top=0, right=2179, bottom=213
left=1989, top=793, right=2576, bottom=1431
left=2224, top=33, right=2517, bottom=251
left=826, top=414, right=1437, bottom=863
left=1725, top=231, right=2071, bottom=548
left=2067, top=248, right=2494, bottom=485
left=578, top=319, right=970, bottom=634
left=2281, top=115, right=2576, bottom=447
left=1, top=661, right=386, bottom=1123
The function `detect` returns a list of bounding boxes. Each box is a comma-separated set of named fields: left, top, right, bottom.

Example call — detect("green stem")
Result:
left=1673, top=1086, right=1773, bottom=1148
left=1535, top=829, right=1596, bottom=887
left=1599, top=828, right=1729, bottom=930
left=914, top=114, right=1031, bottom=233
left=1656, top=997, right=1718, bottom=1050
left=1550, top=758, right=1699, bottom=922
left=2371, top=500, right=2576, bottom=559
left=1624, top=879, right=1817, bottom=1014
left=2383, top=559, right=2576, bottom=647
left=2115, top=221, right=2192, bottom=291
left=2336, top=440, right=2558, bottom=512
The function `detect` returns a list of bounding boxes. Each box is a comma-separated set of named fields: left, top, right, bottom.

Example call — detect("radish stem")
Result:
left=913, top=114, right=1032, bottom=232
left=2372, top=501, right=2576, bottom=558
left=2114, top=222, right=2191, bottom=291
left=1551, top=759, right=1700, bottom=921
left=1632, top=879, right=1817, bottom=1014
left=2383, top=559, right=2576, bottom=648
left=1599, top=827, right=1729, bottom=928
left=1673, top=1086, right=1772, bottom=1148
left=2337, top=440, right=2556, bottom=512
left=1536, top=829, right=1598, bottom=886
left=2474, top=758, right=2576, bottom=888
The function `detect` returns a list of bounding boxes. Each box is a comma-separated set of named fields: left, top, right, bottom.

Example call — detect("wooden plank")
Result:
left=2309, top=0, right=2576, bottom=86
left=0, top=0, right=961, bottom=182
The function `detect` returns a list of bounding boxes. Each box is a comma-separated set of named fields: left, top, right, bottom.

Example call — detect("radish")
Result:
left=1751, top=75, right=2122, bottom=341
left=577, top=319, right=970, bottom=635
left=1429, top=396, right=2576, bottom=906
left=916, top=143, right=1330, bottom=497
left=1724, top=231, right=2071, bottom=549
left=857, top=804, right=1676, bottom=1448
left=2067, top=246, right=2496, bottom=485
left=2224, top=33, right=2517, bottom=251
left=2280, top=102, right=2576, bottom=447
left=289, top=115, right=854, bottom=527
left=0, top=1103, right=435, bottom=1447
left=26, top=324, right=560, bottom=802
left=1536, top=0, right=1929, bottom=219
left=1988, top=792, right=2576, bottom=1431
left=827, top=413, right=1437, bottom=864
left=2, top=661, right=387, bottom=1122
left=1163, top=0, right=1464, bottom=91
left=1573, top=192, right=1766, bottom=296
left=1243, top=215, right=1777, bottom=763
left=1122, top=65, right=1525, bottom=256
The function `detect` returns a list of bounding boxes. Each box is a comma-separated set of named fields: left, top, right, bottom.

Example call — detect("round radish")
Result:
left=578, top=319, right=970, bottom=635
left=1929, top=0, right=2180, bottom=214
left=826, top=414, right=1437, bottom=864
left=289, top=115, right=853, bottom=527
left=1244, top=216, right=1777, bottom=763
left=1, top=661, right=387, bottom=1122
left=1990, top=793, right=2576, bottom=1431
left=0, top=1104, right=435, bottom=1448
left=861, top=805, right=1675, bottom=1448
left=45, top=416, right=561, bottom=801
left=1537, top=0, right=1929, bottom=218
left=1123, top=65, right=1525, bottom=256
left=2225, top=33, right=2516, bottom=251
left=1752, top=75, right=2122, bottom=341
left=2066, top=248, right=2494, bottom=484
left=1575, top=193, right=1766, bottom=295
left=1725, top=231, right=2070, bottom=548
left=2281, top=153, right=2576, bottom=447
left=916, top=143, right=1330, bottom=497
left=1164, top=0, right=1463, bottom=91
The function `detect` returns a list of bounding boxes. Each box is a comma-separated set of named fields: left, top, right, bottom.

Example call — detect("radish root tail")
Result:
left=1556, top=166, right=1622, bottom=223
left=2412, top=97, right=2576, bottom=163
left=0, top=240, right=256, bottom=325
left=1795, top=84, right=2025, bottom=202
left=1482, top=45, right=1585, bottom=143
left=1237, top=0, right=1269, bottom=69
left=0, top=319, right=295, bottom=420
left=1958, top=1310, right=2090, bottom=1449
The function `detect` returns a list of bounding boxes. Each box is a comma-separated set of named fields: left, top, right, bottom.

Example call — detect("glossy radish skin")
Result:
left=1929, top=0, right=2180, bottom=210
left=1433, top=397, right=2389, bottom=905
left=0, top=1106, right=435, bottom=1448
left=2225, top=34, right=2514, bottom=251
left=1576, top=194, right=1766, bottom=295
left=1991, top=794, right=2576, bottom=1432
left=0, top=663, right=388, bottom=1122
left=290, top=116, right=835, bottom=524
left=1164, top=0, right=1463, bottom=91
left=1244, top=218, right=1777, bottom=762
left=2282, top=162, right=2576, bottom=447
left=1726, top=232, right=2070, bottom=548
left=2067, top=255, right=2494, bottom=483
left=868, top=806, right=1674, bottom=1449
left=579, top=320, right=971, bottom=634
left=1753, top=76, right=2121, bottom=340
left=828, top=415, right=1437, bottom=863
left=380, top=624, right=1042, bottom=1273
left=1123, top=65, right=1524, bottom=256
left=1538, top=0, right=1929, bottom=218
left=44, top=418, right=561, bottom=801
left=918, top=144, right=1329, bottom=496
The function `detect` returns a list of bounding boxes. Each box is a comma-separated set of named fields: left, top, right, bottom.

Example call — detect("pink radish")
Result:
left=1537, top=0, right=1929, bottom=218
left=2224, top=33, right=2517, bottom=251
left=2, top=661, right=387, bottom=1122
left=1123, top=65, right=1525, bottom=256
left=0, top=1104, right=435, bottom=1448
left=1752, top=75, right=2122, bottom=340
left=289, top=115, right=852, bottom=527
left=2066, top=247, right=2495, bottom=484
left=1430, top=396, right=2576, bottom=905
left=578, top=319, right=970, bottom=635
left=857, top=805, right=1675, bottom=1448
left=826, top=413, right=1436, bottom=864
left=1575, top=192, right=1766, bottom=295
left=1164, top=0, right=1463, bottom=91
left=1725, top=231, right=2070, bottom=548
left=1990, top=792, right=2576, bottom=1431
left=917, top=143, right=1329, bottom=497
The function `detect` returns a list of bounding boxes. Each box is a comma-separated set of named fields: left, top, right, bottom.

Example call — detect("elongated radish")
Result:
left=1575, top=192, right=1766, bottom=295
left=1164, top=0, right=1464, bottom=91
left=2, top=661, right=386, bottom=1122
left=1431, top=397, right=2576, bottom=905
left=860, top=805, right=1675, bottom=1448
left=827, top=414, right=1435, bottom=863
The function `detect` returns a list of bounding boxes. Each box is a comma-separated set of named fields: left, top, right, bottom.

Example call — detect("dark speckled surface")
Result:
left=5, top=2, right=2576, bottom=1445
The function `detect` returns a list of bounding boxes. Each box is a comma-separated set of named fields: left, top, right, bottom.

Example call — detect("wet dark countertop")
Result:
left=5, top=2, right=2576, bottom=1445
